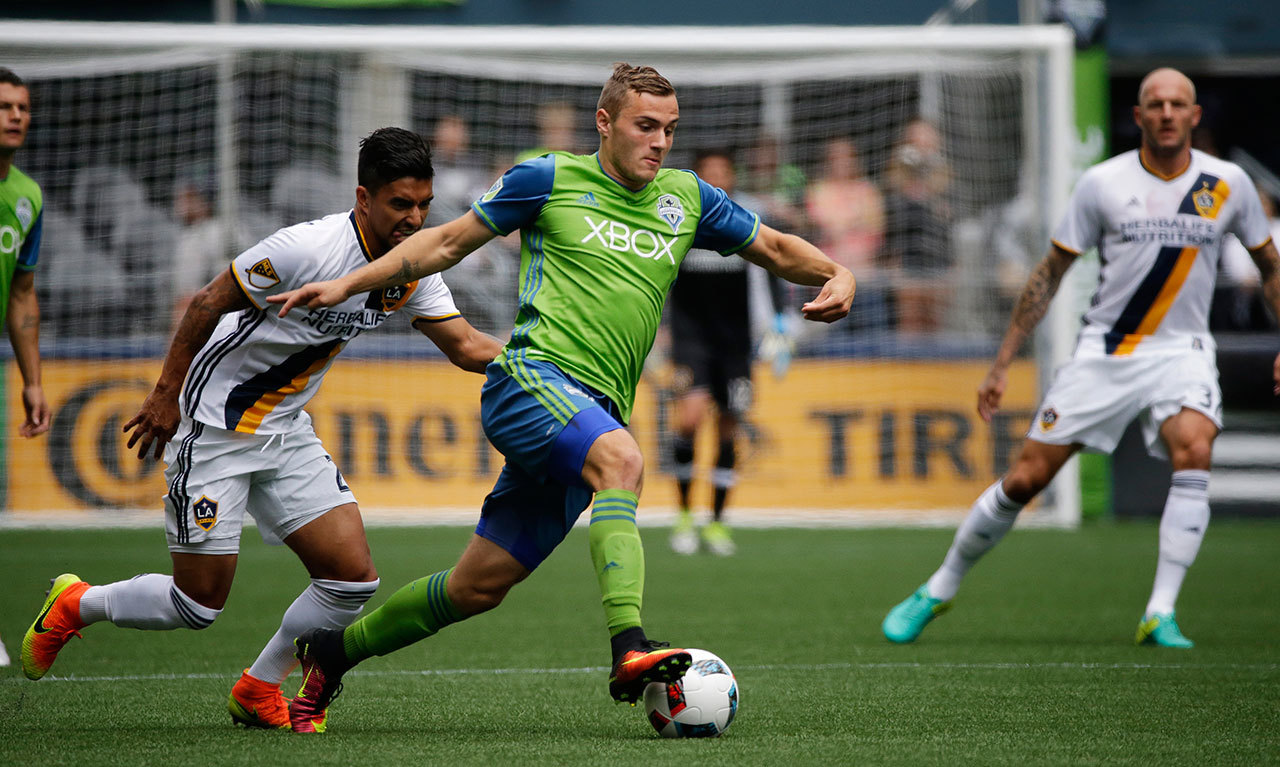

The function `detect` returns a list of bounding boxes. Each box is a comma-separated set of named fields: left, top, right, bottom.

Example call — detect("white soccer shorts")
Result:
left=1028, top=348, right=1222, bottom=459
left=162, top=412, right=356, bottom=554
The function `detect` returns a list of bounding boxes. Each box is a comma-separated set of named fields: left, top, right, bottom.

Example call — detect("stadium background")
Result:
left=1, top=5, right=1278, bottom=765
left=1, top=0, right=1277, bottom=525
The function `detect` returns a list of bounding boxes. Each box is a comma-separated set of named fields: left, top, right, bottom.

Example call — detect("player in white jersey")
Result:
left=20, top=128, right=504, bottom=730
left=882, top=68, right=1280, bottom=648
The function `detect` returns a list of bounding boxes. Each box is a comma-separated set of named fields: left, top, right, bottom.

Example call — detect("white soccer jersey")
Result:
left=180, top=211, right=460, bottom=434
left=1052, top=149, right=1273, bottom=357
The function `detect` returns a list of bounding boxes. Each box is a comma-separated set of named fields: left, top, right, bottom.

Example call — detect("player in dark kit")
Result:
left=667, top=149, right=785, bottom=556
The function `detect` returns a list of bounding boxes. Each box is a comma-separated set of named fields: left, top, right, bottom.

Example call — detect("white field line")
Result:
left=9, top=660, right=1277, bottom=684
left=0, top=506, right=1079, bottom=531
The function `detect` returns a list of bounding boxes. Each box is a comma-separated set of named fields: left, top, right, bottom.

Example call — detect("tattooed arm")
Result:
left=122, top=269, right=251, bottom=460
left=269, top=211, right=497, bottom=317
left=1246, top=238, right=1280, bottom=395
left=977, top=244, right=1077, bottom=422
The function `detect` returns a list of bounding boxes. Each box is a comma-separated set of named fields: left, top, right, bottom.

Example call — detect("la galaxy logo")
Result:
left=377, top=284, right=408, bottom=313
left=1190, top=178, right=1227, bottom=220
left=192, top=496, right=218, bottom=531
left=656, top=194, right=684, bottom=235
left=1193, top=182, right=1216, bottom=215
left=246, top=258, right=281, bottom=289
left=1039, top=407, right=1059, bottom=431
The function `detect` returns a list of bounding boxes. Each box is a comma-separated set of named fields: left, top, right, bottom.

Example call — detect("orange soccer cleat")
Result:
left=608, top=641, right=692, bottom=705
left=228, top=669, right=292, bottom=729
left=22, top=573, right=90, bottom=681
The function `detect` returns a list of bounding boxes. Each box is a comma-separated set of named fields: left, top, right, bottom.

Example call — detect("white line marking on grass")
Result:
left=0, top=506, right=1077, bottom=530
left=12, top=660, right=1277, bottom=684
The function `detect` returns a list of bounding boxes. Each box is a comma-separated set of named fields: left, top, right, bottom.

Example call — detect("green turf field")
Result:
left=1, top=521, right=1277, bottom=766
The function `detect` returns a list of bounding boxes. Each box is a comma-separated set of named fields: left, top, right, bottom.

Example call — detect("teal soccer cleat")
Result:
left=1136, top=612, right=1194, bottom=649
left=882, top=585, right=951, bottom=644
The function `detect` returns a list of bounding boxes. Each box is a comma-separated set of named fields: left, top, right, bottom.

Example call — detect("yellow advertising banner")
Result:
left=6, top=358, right=1037, bottom=515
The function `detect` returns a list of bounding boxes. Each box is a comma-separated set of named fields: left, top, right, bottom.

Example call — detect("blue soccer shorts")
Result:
left=476, top=357, right=625, bottom=570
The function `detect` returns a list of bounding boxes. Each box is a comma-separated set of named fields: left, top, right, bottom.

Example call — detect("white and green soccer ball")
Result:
left=642, top=648, right=738, bottom=738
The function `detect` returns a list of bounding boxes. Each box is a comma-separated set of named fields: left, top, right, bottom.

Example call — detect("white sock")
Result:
left=78, top=574, right=220, bottom=630
left=926, top=480, right=1024, bottom=601
left=247, top=578, right=379, bottom=685
left=1145, top=470, right=1210, bottom=617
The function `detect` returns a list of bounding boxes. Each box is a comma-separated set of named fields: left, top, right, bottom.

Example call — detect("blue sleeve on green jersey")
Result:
left=471, top=155, right=555, bottom=236
left=17, top=210, right=41, bottom=269
left=690, top=173, right=760, bottom=255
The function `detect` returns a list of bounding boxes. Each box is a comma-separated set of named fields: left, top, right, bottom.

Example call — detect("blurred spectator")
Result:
left=882, top=118, right=953, bottom=335
left=426, top=114, right=487, bottom=227
left=515, top=101, right=580, bottom=163
left=804, top=136, right=888, bottom=330
left=741, top=132, right=807, bottom=232
left=1213, top=186, right=1280, bottom=331
left=438, top=156, right=521, bottom=337
left=73, top=166, right=177, bottom=335
left=985, top=186, right=1040, bottom=328
left=171, top=167, right=223, bottom=316
left=270, top=163, right=348, bottom=225
left=171, top=166, right=265, bottom=324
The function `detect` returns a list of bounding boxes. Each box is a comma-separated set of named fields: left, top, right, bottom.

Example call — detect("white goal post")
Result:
left=2, top=22, right=1077, bottom=527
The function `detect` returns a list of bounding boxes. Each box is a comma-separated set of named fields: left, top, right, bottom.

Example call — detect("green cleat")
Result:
left=1136, top=612, right=1194, bottom=649
left=701, top=521, right=736, bottom=557
left=669, top=511, right=698, bottom=555
left=882, top=585, right=951, bottom=644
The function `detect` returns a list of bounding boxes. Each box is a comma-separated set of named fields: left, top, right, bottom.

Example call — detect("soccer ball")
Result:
left=642, top=648, right=738, bottom=738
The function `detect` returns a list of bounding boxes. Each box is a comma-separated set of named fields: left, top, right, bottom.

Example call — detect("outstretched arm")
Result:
left=978, top=244, right=1077, bottom=422
left=738, top=224, right=855, bottom=323
left=6, top=270, right=49, bottom=437
left=123, top=269, right=251, bottom=459
left=414, top=316, right=505, bottom=373
left=270, top=212, right=497, bottom=317
left=1246, top=238, right=1280, bottom=394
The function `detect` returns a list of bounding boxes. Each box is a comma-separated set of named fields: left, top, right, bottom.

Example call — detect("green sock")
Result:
left=589, top=489, right=644, bottom=636
left=342, top=568, right=462, bottom=662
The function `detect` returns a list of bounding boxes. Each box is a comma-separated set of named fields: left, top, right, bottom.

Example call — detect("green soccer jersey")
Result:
left=472, top=152, right=759, bottom=422
left=0, top=165, right=43, bottom=326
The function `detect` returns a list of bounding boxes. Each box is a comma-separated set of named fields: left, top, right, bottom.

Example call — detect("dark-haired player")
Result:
left=22, top=128, right=502, bottom=731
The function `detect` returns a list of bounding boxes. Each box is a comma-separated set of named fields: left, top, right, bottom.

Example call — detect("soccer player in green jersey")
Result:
left=271, top=63, right=855, bottom=732
left=0, top=69, right=49, bottom=442
left=0, top=67, right=50, bottom=668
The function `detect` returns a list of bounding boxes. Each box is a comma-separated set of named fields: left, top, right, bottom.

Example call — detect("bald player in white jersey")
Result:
left=20, top=128, right=504, bottom=730
left=882, top=68, right=1280, bottom=649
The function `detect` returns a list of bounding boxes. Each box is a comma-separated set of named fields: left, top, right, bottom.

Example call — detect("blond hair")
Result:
left=597, top=63, right=675, bottom=119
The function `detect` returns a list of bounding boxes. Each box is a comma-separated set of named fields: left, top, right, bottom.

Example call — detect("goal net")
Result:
left=2, top=22, right=1076, bottom=526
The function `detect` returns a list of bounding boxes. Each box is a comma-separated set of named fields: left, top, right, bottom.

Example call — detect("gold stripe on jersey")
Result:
left=1138, top=149, right=1191, bottom=181
left=234, top=343, right=344, bottom=433
left=1111, top=245, right=1199, bottom=356
left=411, top=312, right=462, bottom=325
left=1105, top=171, right=1232, bottom=356
left=1049, top=239, right=1081, bottom=256
left=352, top=213, right=376, bottom=262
